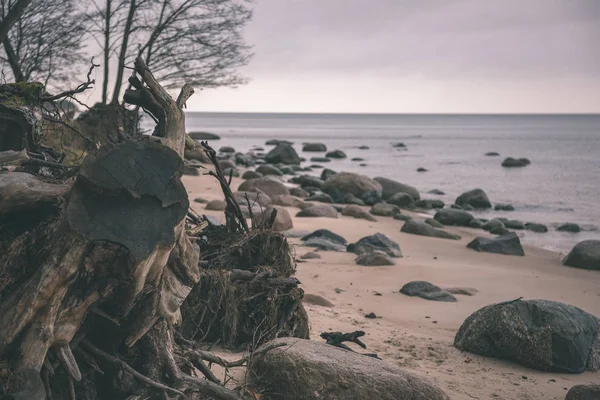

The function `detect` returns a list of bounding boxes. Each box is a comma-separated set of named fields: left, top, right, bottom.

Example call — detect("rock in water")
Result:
left=434, top=209, right=474, bottom=226
left=399, top=281, right=457, bottom=302
left=563, top=240, right=600, bottom=270
left=188, top=131, right=220, bottom=140
left=387, top=192, right=415, bottom=208
left=557, top=223, right=582, bottom=233
left=296, top=204, right=338, bottom=219
left=401, top=220, right=461, bottom=240
left=302, top=143, right=327, bottom=152
left=256, top=164, right=283, bottom=176
left=454, top=299, right=600, bottom=373
left=415, top=199, right=444, bottom=209
left=238, top=177, right=290, bottom=199
left=326, top=150, right=346, bottom=159
left=370, top=203, right=401, bottom=217
left=485, top=152, right=500, bottom=156
left=265, top=143, right=301, bottom=165
left=347, top=233, right=402, bottom=258
left=248, top=338, right=450, bottom=400
left=455, top=188, right=492, bottom=209
left=428, top=189, right=445, bottom=195
left=322, top=172, right=382, bottom=198
left=320, top=168, right=337, bottom=181
left=483, top=219, right=505, bottom=232
left=265, top=139, right=293, bottom=146
left=356, top=251, right=396, bottom=266
left=525, top=222, right=548, bottom=233
left=565, top=385, right=600, bottom=400
left=374, top=177, right=420, bottom=201
left=466, top=232, right=525, bottom=256
left=502, top=157, right=530, bottom=167
left=342, top=205, right=377, bottom=222
left=505, top=220, right=525, bottom=230
left=494, top=203, right=515, bottom=211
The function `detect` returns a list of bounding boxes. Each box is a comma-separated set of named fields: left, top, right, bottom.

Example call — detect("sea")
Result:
left=183, top=112, right=600, bottom=254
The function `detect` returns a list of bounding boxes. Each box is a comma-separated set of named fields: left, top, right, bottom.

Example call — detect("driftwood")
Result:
left=320, top=331, right=380, bottom=359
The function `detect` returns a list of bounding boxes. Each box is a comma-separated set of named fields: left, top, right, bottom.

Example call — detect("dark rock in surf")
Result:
left=415, top=199, right=445, bottom=209
left=265, top=143, right=301, bottom=165
left=326, top=150, right=347, bottom=159
left=188, top=131, right=220, bottom=140
left=502, top=157, right=530, bottom=167
left=374, top=177, right=420, bottom=201
left=466, top=232, right=524, bottom=256
left=557, top=223, right=581, bottom=233
left=428, top=189, right=445, bottom=195
left=310, top=157, right=331, bottom=163
left=320, top=168, right=337, bottom=181
left=256, top=164, right=283, bottom=176
left=494, top=203, right=515, bottom=211
left=303, top=143, right=327, bottom=152
left=563, top=240, right=600, bottom=271
left=485, top=152, right=500, bottom=156
left=434, top=209, right=474, bottom=226
left=417, top=167, right=428, bottom=172
left=455, top=188, right=492, bottom=209
left=525, top=222, right=548, bottom=233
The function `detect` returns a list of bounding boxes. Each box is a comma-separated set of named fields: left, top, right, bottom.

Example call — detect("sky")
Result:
left=187, top=0, right=600, bottom=114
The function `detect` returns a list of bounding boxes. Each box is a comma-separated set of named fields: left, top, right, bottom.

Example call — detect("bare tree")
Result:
left=0, top=0, right=86, bottom=90
left=0, top=0, right=31, bottom=44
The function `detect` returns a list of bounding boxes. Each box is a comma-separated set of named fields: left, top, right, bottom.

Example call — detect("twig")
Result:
left=40, top=59, right=98, bottom=102
left=80, top=340, right=185, bottom=397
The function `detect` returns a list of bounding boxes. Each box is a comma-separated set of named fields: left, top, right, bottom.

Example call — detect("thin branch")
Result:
left=40, top=59, right=98, bottom=102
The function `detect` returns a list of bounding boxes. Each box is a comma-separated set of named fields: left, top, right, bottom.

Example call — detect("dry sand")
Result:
left=183, top=173, right=600, bottom=400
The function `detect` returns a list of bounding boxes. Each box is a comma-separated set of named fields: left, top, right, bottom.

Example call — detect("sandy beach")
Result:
left=183, top=170, right=600, bottom=400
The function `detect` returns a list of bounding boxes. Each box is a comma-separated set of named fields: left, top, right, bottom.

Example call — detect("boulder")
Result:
left=193, top=197, right=208, bottom=204
left=347, top=233, right=402, bottom=258
left=218, top=159, right=236, bottom=170
left=494, top=203, right=515, bottom=211
left=434, top=209, right=474, bottom=226
left=256, top=164, right=283, bottom=176
left=248, top=338, right=450, bottom=400
left=557, top=223, right=582, bottom=233
left=392, top=142, right=406, bottom=148
left=257, top=206, right=293, bottom=231
left=361, top=190, right=382, bottom=206
left=298, top=176, right=324, bottom=190
left=415, top=199, right=444, bottom=209
left=454, top=299, right=600, bottom=373
left=502, top=157, right=530, bottom=167
left=188, top=131, right=220, bottom=140
left=387, top=192, right=415, bottom=208
left=428, top=189, right=445, bottom=195
left=242, top=170, right=263, bottom=180
left=205, top=199, right=226, bottom=211
left=305, top=193, right=334, bottom=204
left=320, top=168, right=337, bottom=181
left=490, top=226, right=510, bottom=235
left=370, top=203, right=400, bottom=217
left=301, top=252, right=321, bottom=260
left=342, top=205, right=377, bottom=222
left=271, top=194, right=307, bottom=209
left=302, top=143, right=327, bottom=152
left=483, top=219, right=505, bottom=232
left=525, top=222, right=548, bottom=233
left=238, top=177, right=290, bottom=199
left=290, top=187, right=308, bottom=198
left=455, top=188, right=492, bottom=209
left=265, top=139, right=293, bottom=146
left=451, top=204, right=463, bottom=209
left=424, top=218, right=444, bottom=228
left=279, top=166, right=296, bottom=175
left=504, top=220, right=525, bottom=230
left=401, top=220, right=461, bottom=240
left=563, top=240, right=600, bottom=270
left=235, top=153, right=256, bottom=167
left=400, top=281, right=457, bottom=302
left=485, top=152, right=500, bottom=156
left=351, top=157, right=365, bottom=162
left=303, top=237, right=346, bottom=252
left=344, top=193, right=365, bottom=205
left=296, top=204, right=338, bottom=219
left=326, top=150, right=346, bottom=159
left=303, top=294, right=334, bottom=307
left=302, top=229, right=347, bottom=245
left=323, top=172, right=382, bottom=198
left=393, top=214, right=412, bottom=222
left=565, top=385, right=600, bottom=400
left=183, top=165, right=200, bottom=176
left=356, top=251, right=396, bottom=266
left=233, top=191, right=272, bottom=207
left=265, top=143, right=301, bottom=165
left=223, top=167, right=240, bottom=177
left=358, top=145, right=369, bottom=150
left=468, top=219, right=485, bottom=229
left=374, top=177, right=420, bottom=201
left=184, top=147, right=211, bottom=163
left=466, top=232, right=525, bottom=256
left=219, top=146, right=235, bottom=153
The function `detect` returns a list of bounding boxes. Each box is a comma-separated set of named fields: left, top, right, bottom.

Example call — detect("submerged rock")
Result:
left=563, top=240, right=600, bottom=270
left=494, top=203, right=515, bottom=211
left=434, top=209, right=474, bottom=226
left=400, top=281, right=457, bottom=302
left=428, top=189, right=445, bottom=195
left=504, top=220, right=525, bottom=230
left=557, top=222, right=582, bottom=233
left=454, top=299, right=600, bottom=373
left=485, top=152, right=500, bottom=156
left=466, top=232, right=525, bottom=256
left=455, top=188, right=492, bottom=209
left=525, top=222, right=548, bottom=233
left=188, top=131, right=220, bottom=140
left=326, top=150, right=347, bottom=159
left=502, top=157, right=531, bottom=167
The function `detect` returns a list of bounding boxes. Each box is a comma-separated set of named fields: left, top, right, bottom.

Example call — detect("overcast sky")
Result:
left=188, top=0, right=600, bottom=113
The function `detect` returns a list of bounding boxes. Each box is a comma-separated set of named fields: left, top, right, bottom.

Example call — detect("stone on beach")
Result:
left=188, top=131, right=220, bottom=140
left=565, top=385, right=600, bottom=400
left=296, top=204, right=338, bottom=218
left=326, top=149, right=346, bottom=158
left=347, top=233, right=402, bottom=258
left=264, top=143, right=301, bottom=165
left=369, top=203, right=401, bottom=217
left=557, top=222, right=581, bottom=233
left=466, top=232, right=525, bottom=256
left=400, top=281, right=457, bottom=302
left=374, top=177, right=420, bottom=201
left=301, top=252, right=321, bottom=260
left=302, top=143, right=327, bottom=152
left=320, top=168, right=337, bottom=181
left=356, top=251, right=396, bottom=266
left=256, top=164, right=283, bottom=176
left=303, top=293, right=334, bottom=307
left=342, top=205, right=377, bottom=222
left=205, top=199, right=226, bottom=211
left=386, top=192, right=415, bottom=208
left=502, top=157, right=531, bottom=167
left=256, top=206, right=293, bottom=231
left=233, top=191, right=272, bottom=207
left=242, top=170, right=263, bottom=180
left=238, top=177, right=290, bottom=199
left=525, top=222, right=548, bottom=233
left=401, top=219, right=461, bottom=240
left=563, top=240, right=600, bottom=270
left=455, top=188, right=492, bottom=209
left=322, top=172, right=382, bottom=198
left=434, top=209, right=474, bottom=226
left=271, top=194, right=307, bottom=209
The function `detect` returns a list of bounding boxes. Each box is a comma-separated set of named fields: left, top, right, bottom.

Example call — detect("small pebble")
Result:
left=365, top=312, right=377, bottom=319
left=432, top=320, right=438, bottom=324
left=373, top=291, right=382, bottom=296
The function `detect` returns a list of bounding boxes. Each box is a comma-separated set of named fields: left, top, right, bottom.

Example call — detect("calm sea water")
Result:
left=184, top=112, right=600, bottom=254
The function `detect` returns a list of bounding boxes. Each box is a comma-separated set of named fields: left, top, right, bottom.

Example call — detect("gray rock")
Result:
left=525, top=222, right=548, bottom=233
left=265, top=143, right=301, bottom=165
left=445, top=287, right=478, bottom=296
left=310, top=157, right=331, bottom=163
left=242, top=170, right=263, bottom=180
left=248, top=337, right=450, bottom=400
left=301, top=252, right=321, bottom=260
left=303, top=143, right=327, bottom=152
left=490, top=226, right=510, bottom=235
left=417, top=167, right=428, bottom=172
left=305, top=193, right=334, bottom=204
left=233, top=191, right=272, bottom=207
left=358, top=145, right=370, bottom=150
left=392, top=142, right=406, bottom=148
left=450, top=204, right=463, bottom=209
left=188, top=131, right=220, bottom=140
left=279, top=166, right=296, bottom=175
left=342, top=205, right=377, bottom=222
left=565, top=384, right=600, bottom=400
left=485, top=152, right=500, bottom=156
left=256, top=164, right=283, bottom=176
left=347, top=233, right=402, bottom=258
left=193, top=197, right=208, bottom=204
left=344, top=193, right=365, bottom=205
left=400, top=281, right=457, bottom=302
left=303, top=294, right=334, bottom=307
left=425, top=218, right=444, bottom=228
left=494, top=203, right=515, bottom=211
left=361, top=190, right=382, bottom=206
left=374, top=177, right=420, bottom=201
left=296, top=204, right=338, bottom=219
left=557, top=223, right=582, bottom=233
left=255, top=206, right=293, bottom=231
left=483, top=219, right=505, bottom=232
left=563, top=240, right=600, bottom=270
left=219, top=146, right=235, bottom=153
left=504, top=220, right=525, bottom=230
left=502, top=157, right=530, bottom=167
left=428, top=189, right=445, bottom=195
left=290, top=187, right=309, bottom=198
left=434, top=209, right=475, bottom=226
left=238, top=177, right=290, bottom=199
left=320, top=168, right=337, bottom=181
left=222, top=167, right=240, bottom=177
left=205, top=199, right=226, bottom=211
left=219, top=159, right=236, bottom=170
left=323, top=172, right=382, bottom=198
left=466, top=232, right=525, bottom=256
left=454, top=299, right=600, bottom=373
left=351, top=157, right=365, bottom=162
left=370, top=203, right=401, bottom=217
left=401, top=220, right=461, bottom=240
left=356, top=251, right=396, bottom=266
left=326, top=150, right=346, bottom=159
left=271, top=194, right=307, bottom=209
left=415, top=199, right=445, bottom=209
left=387, top=192, right=415, bottom=208
left=183, top=165, right=200, bottom=176
left=468, top=218, right=485, bottom=229
left=455, top=188, right=492, bottom=209
left=298, top=176, right=325, bottom=190
left=393, top=214, right=413, bottom=221
left=303, top=237, right=347, bottom=252
left=301, top=229, right=347, bottom=245
left=185, top=147, right=211, bottom=163
left=265, top=139, right=293, bottom=146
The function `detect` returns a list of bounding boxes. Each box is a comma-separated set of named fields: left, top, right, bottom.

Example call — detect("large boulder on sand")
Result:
left=401, top=220, right=461, bottom=240
left=347, top=233, right=402, bottom=258
left=434, top=209, right=474, bottom=226
left=271, top=194, right=307, bottom=209
left=296, top=204, right=338, bottom=219
left=454, top=299, right=600, bottom=373
left=257, top=206, right=293, bottom=231
left=466, top=232, right=525, bottom=256
left=387, top=192, right=415, bottom=208
left=374, top=177, right=420, bottom=201
left=565, top=385, right=600, bottom=400
left=342, top=205, right=377, bottom=222
left=369, top=203, right=400, bottom=217
left=355, top=251, right=395, bottom=266
left=322, top=172, right=382, bottom=198
left=248, top=337, right=450, bottom=400
left=400, top=281, right=457, bottom=302
left=455, top=188, right=492, bottom=209
left=233, top=191, right=272, bottom=207
left=563, top=240, right=600, bottom=271
left=238, top=177, right=290, bottom=199
left=264, top=143, right=301, bottom=165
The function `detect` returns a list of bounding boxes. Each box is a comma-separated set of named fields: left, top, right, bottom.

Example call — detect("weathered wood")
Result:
left=0, top=149, right=29, bottom=165
left=0, top=172, right=70, bottom=217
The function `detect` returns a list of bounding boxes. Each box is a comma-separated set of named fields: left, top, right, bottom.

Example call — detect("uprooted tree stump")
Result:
left=0, top=57, right=263, bottom=400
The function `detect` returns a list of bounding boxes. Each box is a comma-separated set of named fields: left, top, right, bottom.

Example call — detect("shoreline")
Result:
left=182, top=165, right=600, bottom=400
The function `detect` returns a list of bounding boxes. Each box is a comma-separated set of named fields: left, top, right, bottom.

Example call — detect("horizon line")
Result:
left=184, top=111, right=600, bottom=116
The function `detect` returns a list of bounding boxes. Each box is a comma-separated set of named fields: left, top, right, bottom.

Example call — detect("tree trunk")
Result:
left=110, top=0, right=136, bottom=105
left=2, top=38, right=25, bottom=82
left=101, top=0, right=111, bottom=104
left=0, top=0, right=32, bottom=44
